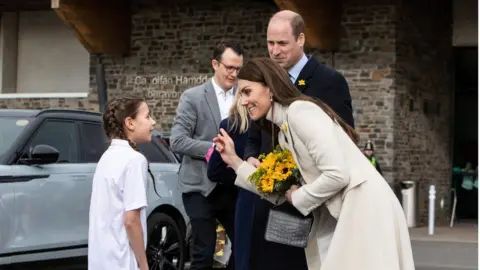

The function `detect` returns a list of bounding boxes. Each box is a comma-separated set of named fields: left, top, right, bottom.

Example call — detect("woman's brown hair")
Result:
left=102, top=96, right=160, bottom=197
left=237, top=57, right=358, bottom=143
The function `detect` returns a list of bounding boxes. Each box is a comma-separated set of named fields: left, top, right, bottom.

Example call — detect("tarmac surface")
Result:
left=411, top=222, right=478, bottom=270
left=4, top=255, right=478, bottom=270
left=3, top=224, right=478, bottom=270
left=413, top=240, right=478, bottom=270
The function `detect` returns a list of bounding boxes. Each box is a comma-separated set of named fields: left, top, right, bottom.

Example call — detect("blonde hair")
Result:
left=228, top=90, right=249, bottom=134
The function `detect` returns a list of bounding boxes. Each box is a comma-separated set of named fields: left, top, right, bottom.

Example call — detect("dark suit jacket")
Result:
left=207, top=117, right=254, bottom=270
left=207, top=117, right=248, bottom=185
left=244, top=56, right=355, bottom=159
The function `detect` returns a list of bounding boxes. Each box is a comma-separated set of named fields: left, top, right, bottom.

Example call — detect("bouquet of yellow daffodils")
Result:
left=248, top=145, right=301, bottom=195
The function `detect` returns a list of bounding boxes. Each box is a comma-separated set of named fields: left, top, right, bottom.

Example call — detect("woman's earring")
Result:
left=270, top=95, right=273, bottom=102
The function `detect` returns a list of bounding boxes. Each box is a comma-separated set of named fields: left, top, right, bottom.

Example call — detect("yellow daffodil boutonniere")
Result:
left=281, top=123, right=287, bottom=132
left=247, top=145, right=301, bottom=195
left=298, top=79, right=306, bottom=86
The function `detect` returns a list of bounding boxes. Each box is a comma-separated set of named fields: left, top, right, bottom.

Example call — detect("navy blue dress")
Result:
left=207, top=117, right=255, bottom=270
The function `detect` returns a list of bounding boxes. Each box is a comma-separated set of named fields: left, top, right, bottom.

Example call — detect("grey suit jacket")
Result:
left=170, top=79, right=225, bottom=196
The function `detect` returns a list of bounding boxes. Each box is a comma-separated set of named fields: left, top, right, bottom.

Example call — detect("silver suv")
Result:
left=0, top=109, right=189, bottom=269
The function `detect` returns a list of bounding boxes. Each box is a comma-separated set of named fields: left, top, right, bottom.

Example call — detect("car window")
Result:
left=80, top=122, right=108, bottom=163
left=25, top=120, right=80, bottom=163
left=154, top=138, right=179, bottom=162
left=137, top=139, right=176, bottom=163
left=0, top=116, right=32, bottom=158
left=156, top=137, right=181, bottom=162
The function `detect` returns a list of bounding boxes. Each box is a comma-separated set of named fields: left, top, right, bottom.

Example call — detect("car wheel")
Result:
left=147, top=213, right=185, bottom=270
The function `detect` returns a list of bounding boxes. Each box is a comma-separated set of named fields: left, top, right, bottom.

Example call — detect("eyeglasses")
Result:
left=216, top=60, right=242, bottom=73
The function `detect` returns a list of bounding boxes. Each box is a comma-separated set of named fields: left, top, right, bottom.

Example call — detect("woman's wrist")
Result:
left=230, top=156, right=244, bottom=171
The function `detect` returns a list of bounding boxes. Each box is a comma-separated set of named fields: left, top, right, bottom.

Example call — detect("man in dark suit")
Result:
left=244, top=10, right=355, bottom=270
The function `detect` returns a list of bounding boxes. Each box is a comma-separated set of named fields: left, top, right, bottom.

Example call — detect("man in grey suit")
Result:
left=170, top=41, right=243, bottom=270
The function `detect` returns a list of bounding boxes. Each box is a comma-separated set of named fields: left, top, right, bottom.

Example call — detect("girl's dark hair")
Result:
left=102, top=96, right=160, bottom=197
left=237, top=57, right=358, bottom=144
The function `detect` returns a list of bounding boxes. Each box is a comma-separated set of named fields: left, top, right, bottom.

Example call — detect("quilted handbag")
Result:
left=264, top=206, right=314, bottom=248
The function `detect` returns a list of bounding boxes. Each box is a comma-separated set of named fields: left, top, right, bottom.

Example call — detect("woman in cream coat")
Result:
left=213, top=58, right=415, bottom=270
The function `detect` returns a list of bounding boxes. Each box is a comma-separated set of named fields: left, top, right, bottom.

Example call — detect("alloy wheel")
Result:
left=147, top=213, right=185, bottom=270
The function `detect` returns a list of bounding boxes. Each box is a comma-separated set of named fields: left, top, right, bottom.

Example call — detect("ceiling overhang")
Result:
left=51, top=0, right=131, bottom=55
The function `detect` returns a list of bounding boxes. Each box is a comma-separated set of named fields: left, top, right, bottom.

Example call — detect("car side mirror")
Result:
left=22, top=144, right=60, bottom=165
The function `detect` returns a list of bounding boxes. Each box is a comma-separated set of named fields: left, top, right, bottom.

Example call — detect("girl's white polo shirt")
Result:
left=88, top=139, right=148, bottom=270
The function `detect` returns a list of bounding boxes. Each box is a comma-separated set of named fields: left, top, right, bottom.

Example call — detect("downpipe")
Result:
left=428, top=185, right=436, bottom=235
left=95, top=54, right=108, bottom=113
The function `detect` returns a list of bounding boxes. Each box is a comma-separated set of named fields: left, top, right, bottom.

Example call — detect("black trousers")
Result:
left=182, top=184, right=237, bottom=270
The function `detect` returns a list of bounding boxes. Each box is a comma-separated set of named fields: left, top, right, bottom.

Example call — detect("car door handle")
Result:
left=71, top=175, right=87, bottom=181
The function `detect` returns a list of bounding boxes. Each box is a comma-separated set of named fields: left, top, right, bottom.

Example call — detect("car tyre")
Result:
left=147, top=213, right=185, bottom=270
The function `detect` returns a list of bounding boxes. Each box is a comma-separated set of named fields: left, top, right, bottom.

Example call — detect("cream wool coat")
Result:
left=234, top=101, right=415, bottom=270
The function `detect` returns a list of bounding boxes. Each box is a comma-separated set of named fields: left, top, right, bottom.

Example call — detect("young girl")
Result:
left=88, top=96, right=156, bottom=270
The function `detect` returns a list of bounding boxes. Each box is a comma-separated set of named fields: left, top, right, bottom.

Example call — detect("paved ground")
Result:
left=417, top=267, right=478, bottom=270
left=4, top=257, right=87, bottom=270
left=409, top=222, right=478, bottom=243
left=413, top=240, right=478, bottom=270
left=4, top=224, right=478, bottom=270
left=411, top=223, right=478, bottom=270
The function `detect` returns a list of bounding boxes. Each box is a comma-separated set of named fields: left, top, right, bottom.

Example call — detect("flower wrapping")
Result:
left=248, top=145, right=301, bottom=195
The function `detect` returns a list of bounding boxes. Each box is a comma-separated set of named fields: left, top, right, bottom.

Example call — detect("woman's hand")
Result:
left=213, top=128, right=243, bottom=170
left=285, top=185, right=299, bottom=204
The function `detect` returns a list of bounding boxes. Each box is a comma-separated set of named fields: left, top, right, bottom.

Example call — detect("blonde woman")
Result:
left=207, top=90, right=253, bottom=270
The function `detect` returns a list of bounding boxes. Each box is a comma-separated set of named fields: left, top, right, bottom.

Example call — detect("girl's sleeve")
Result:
left=123, top=154, right=149, bottom=212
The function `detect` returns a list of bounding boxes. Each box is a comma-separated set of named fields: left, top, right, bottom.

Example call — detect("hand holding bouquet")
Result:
left=248, top=145, right=301, bottom=196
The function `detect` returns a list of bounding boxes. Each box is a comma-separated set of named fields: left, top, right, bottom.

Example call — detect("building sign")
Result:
left=132, top=75, right=209, bottom=86
left=127, top=74, right=210, bottom=100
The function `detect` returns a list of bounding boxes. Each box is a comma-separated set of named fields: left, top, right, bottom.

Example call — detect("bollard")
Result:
left=428, top=185, right=436, bottom=235
left=400, top=181, right=418, bottom=227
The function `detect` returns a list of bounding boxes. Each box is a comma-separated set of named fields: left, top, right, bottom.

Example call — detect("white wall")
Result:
left=453, top=0, right=478, bottom=46
left=0, top=10, right=90, bottom=96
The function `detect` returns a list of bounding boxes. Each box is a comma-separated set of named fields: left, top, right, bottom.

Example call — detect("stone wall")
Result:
left=394, top=0, right=453, bottom=225
left=313, top=0, right=453, bottom=225
left=92, top=0, right=279, bottom=131
left=1, top=1, right=400, bottom=184
left=314, top=4, right=397, bottom=185
left=0, top=96, right=98, bottom=111
left=0, top=0, right=454, bottom=225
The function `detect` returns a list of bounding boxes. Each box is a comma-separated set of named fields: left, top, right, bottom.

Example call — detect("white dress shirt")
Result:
left=288, top=53, right=309, bottom=83
left=212, top=77, right=234, bottom=120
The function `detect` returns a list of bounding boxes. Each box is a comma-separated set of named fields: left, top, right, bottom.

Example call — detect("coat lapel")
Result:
left=281, top=111, right=312, bottom=185
left=204, top=79, right=221, bottom=128
left=294, top=56, right=319, bottom=94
